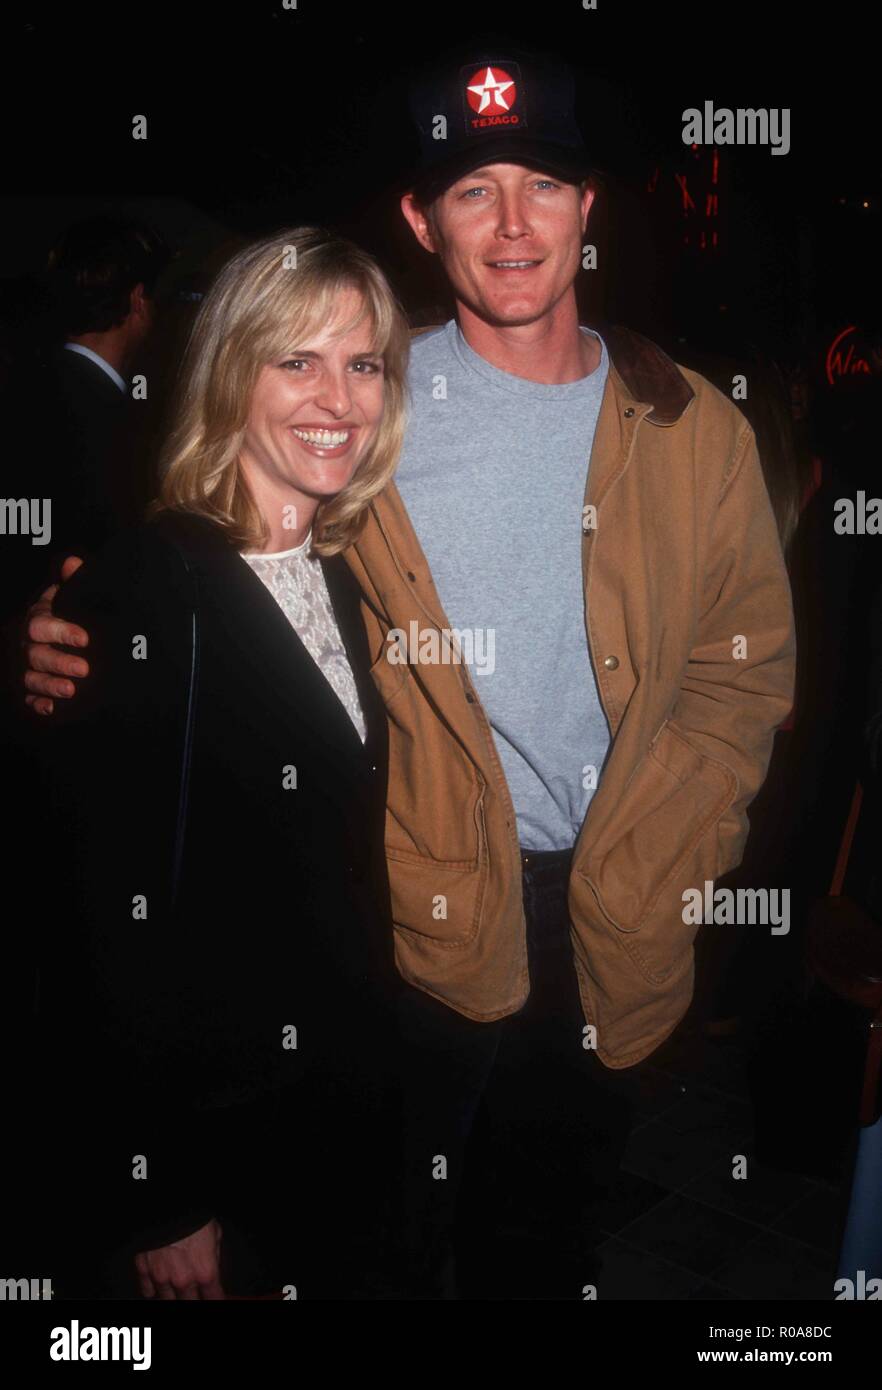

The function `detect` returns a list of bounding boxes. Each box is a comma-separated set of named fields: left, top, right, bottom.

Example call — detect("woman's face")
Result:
left=240, top=286, right=386, bottom=523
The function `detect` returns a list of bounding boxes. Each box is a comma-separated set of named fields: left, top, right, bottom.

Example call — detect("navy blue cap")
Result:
left=406, top=49, right=600, bottom=203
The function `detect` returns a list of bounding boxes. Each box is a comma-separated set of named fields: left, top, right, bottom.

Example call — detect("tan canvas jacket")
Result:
left=343, top=324, right=797, bottom=1068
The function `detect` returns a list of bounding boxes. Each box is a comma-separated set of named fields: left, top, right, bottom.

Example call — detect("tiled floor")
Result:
left=591, top=1025, right=851, bottom=1300
left=457, top=1019, right=855, bottom=1300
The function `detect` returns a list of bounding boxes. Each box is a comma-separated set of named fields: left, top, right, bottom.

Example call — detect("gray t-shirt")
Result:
left=394, top=318, right=612, bottom=850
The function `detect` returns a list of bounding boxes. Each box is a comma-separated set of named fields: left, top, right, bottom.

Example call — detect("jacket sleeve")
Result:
left=35, top=524, right=215, bottom=1253
left=670, top=419, right=797, bottom=878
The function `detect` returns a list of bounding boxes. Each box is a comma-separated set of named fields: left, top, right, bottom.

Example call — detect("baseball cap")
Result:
left=405, top=47, right=603, bottom=204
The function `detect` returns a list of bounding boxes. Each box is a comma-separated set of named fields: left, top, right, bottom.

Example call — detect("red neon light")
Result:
left=675, top=172, right=695, bottom=213
left=825, top=325, right=871, bottom=386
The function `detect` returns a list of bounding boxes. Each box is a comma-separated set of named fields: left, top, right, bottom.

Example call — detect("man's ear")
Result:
left=400, top=192, right=438, bottom=254
left=129, top=281, right=149, bottom=320
left=580, top=185, right=595, bottom=234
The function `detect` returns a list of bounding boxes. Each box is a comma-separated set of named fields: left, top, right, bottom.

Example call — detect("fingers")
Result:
left=135, top=1261, right=193, bottom=1301
left=140, top=1276, right=222, bottom=1301
left=24, top=668, right=78, bottom=701
left=23, top=632, right=90, bottom=703
left=25, top=695, right=55, bottom=717
left=26, top=613, right=89, bottom=651
left=60, top=555, right=84, bottom=581
left=21, top=567, right=89, bottom=713
left=34, top=581, right=59, bottom=610
left=134, top=1226, right=225, bottom=1301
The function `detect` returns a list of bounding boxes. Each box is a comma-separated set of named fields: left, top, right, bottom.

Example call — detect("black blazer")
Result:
left=34, top=509, right=398, bottom=1252
left=38, top=347, right=139, bottom=552
left=0, top=349, right=134, bottom=630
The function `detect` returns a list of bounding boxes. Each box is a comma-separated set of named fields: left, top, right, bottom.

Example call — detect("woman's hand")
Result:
left=134, top=1218, right=225, bottom=1300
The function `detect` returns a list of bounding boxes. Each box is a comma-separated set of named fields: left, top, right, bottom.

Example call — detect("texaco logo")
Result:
left=462, top=63, right=526, bottom=132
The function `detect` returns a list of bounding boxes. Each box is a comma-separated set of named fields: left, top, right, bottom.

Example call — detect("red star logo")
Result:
left=465, top=66, right=517, bottom=117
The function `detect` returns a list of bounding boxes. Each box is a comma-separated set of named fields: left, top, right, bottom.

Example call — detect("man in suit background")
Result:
left=39, top=215, right=171, bottom=559
left=1, top=215, right=171, bottom=629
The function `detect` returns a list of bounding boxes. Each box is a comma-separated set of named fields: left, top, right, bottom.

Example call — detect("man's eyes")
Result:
left=460, top=179, right=559, bottom=199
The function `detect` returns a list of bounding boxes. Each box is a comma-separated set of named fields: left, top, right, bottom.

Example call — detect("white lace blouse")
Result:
left=240, top=533, right=367, bottom=744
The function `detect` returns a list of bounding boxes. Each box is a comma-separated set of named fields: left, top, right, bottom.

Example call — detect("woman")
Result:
left=31, top=226, right=410, bottom=1300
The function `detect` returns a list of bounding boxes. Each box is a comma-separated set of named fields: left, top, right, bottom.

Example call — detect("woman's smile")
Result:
left=288, top=422, right=360, bottom=458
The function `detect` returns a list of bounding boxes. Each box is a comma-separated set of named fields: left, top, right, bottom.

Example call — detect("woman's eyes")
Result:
left=279, top=359, right=382, bottom=373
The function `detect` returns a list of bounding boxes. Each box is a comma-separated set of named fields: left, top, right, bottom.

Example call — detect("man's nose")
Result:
left=495, top=194, right=532, bottom=237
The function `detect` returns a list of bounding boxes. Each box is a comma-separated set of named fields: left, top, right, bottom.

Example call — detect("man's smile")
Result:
left=485, top=258, right=544, bottom=272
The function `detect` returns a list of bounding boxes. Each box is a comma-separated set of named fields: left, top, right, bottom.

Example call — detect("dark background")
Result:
left=0, top=0, right=877, bottom=378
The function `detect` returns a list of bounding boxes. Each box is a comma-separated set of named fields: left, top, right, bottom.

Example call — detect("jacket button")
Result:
left=466, top=692, right=476, bottom=703
left=623, top=407, right=635, bottom=418
left=604, top=655, right=620, bottom=670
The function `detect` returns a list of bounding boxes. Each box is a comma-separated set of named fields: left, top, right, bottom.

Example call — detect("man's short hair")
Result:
left=47, top=216, right=171, bottom=336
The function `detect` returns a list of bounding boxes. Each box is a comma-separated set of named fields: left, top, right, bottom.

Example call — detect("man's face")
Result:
left=402, top=162, right=593, bottom=328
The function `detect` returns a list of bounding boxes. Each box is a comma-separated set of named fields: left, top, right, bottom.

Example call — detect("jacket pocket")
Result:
left=579, top=719, right=737, bottom=985
left=368, top=642, right=488, bottom=947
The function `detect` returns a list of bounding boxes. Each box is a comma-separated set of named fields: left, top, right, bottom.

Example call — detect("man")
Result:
left=34, top=217, right=167, bottom=562
left=0, top=217, right=167, bottom=631
left=24, top=48, right=795, bottom=1299
left=49, top=217, right=170, bottom=545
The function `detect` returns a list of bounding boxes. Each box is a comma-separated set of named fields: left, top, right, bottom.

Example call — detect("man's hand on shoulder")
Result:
left=24, top=556, right=90, bottom=715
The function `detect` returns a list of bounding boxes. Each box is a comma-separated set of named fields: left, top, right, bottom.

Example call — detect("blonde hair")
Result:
left=151, top=226, right=410, bottom=555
